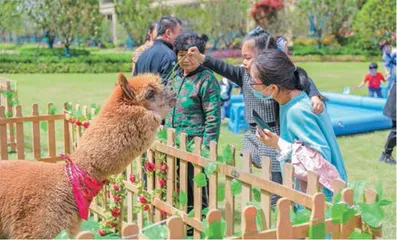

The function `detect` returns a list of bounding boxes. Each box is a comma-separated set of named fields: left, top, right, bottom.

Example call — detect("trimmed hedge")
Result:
left=0, top=62, right=131, bottom=73
left=0, top=53, right=132, bottom=73
left=291, top=44, right=380, bottom=57
left=19, top=48, right=91, bottom=57
left=0, top=54, right=131, bottom=64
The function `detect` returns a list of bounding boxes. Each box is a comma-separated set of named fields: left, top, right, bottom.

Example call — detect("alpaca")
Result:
left=0, top=73, right=176, bottom=239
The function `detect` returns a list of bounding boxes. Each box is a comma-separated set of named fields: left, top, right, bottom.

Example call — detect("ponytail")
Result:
left=294, top=67, right=309, bottom=91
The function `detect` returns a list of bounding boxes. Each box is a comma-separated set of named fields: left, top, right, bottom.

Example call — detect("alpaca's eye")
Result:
left=145, top=89, right=155, bottom=99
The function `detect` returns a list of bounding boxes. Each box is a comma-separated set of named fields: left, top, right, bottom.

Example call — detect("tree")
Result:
left=54, top=0, right=102, bottom=55
left=114, top=0, right=171, bottom=46
left=0, top=0, right=23, bottom=38
left=353, top=0, right=396, bottom=39
left=326, top=0, right=358, bottom=41
left=24, top=0, right=57, bottom=48
left=23, top=0, right=102, bottom=54
left=195, top=0, right=249, bottom=50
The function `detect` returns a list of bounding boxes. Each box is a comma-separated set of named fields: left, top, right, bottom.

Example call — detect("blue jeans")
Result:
left=368, top=87, right=382, bottom=98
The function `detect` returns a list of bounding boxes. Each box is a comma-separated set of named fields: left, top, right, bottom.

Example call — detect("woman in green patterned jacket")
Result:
left=165, top=31, right=221, bottom=146
left=164, top=31, right=221, bottom=223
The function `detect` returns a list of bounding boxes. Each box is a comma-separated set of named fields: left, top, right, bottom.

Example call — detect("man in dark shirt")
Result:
left=133, top=16, right=182, bottom=85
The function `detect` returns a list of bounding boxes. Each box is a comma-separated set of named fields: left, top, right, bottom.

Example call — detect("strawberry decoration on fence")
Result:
left=64, top=102, right=100, bottom=129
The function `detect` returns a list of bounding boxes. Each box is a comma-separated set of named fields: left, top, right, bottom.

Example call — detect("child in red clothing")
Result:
left=355, top=62, right=386, bottom=98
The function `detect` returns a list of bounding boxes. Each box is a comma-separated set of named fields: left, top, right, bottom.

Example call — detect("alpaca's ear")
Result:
left=118, top=73, right=135, bottom=100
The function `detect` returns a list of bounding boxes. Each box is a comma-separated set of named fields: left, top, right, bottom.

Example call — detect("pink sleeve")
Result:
left=291, top=142, right=343, bottom=192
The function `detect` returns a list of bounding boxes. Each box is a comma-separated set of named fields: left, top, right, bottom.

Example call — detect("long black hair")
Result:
left=252, top=49, right=309, bottom=92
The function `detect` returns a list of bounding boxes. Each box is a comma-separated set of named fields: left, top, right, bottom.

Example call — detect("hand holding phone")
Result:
left=252, top=110, right=271, bottom=131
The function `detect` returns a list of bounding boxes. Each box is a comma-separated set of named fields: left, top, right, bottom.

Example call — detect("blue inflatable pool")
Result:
left=322, top=92, right=392, bottom=136
left=225, top=93, right=392, bottom=136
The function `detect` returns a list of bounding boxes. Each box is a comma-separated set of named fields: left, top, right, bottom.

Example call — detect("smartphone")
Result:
left=252, top=110, right=271, bottom=131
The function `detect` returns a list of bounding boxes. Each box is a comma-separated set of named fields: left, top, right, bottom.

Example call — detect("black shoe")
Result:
left=384, top=155, right=396, bottom=165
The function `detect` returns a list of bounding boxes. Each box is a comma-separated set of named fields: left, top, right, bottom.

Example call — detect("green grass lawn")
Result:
left=3, top=62, right=396, bottom=239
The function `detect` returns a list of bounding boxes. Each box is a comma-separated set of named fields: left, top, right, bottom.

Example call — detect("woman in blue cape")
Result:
left=251, top=49, right=348, bottom=200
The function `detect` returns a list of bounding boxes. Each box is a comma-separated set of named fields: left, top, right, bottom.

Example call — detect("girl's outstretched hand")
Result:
left=187, top=47, right=205, bottom=64
left=310, top=95, right=324, bottom=114
left=256, top=127, right=280, bottom=150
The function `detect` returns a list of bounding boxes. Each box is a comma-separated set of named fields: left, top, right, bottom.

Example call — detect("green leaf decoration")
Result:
left=54, top=230, right=69, bottom=239
left=291, top=208, right=311, bottom=225
left=375, top=181, right=383, bottom=201
left=217, top=155, right=224, bottom=163
left=203, top=218, right=227, bottom=239
left=223, top=145, right=233, bottom=164
left=202, top=207, right=209, bottom=216
left=217, top=185, right=225, bottom=201
left=9, top=99, right=19, bottom=107
left=378, top=199, right=393, bottom=207
left=255, top=210, right=263, bottom=231
left=204, top=162, right=218, bottom=177
left=3, top=90, right=13, bottom=99
left=193, top=173, right=207, bottom=187
left=331, top=202, right=356, bottom=224
left=253, top=187, right=261, bottom=202
left=5, top=111, right=12, bottom=118
left=143, top=223, right=169, bottom=239
left=66, top=102, right=72, bottom=111
left=49, top=105, right=57, bottom=115
left=308, top=222, right=326, bottom=239
left=80, top=217, right=100, bottom=232
left=348, top=232, right=372, bottom=239
left=188, top=209, right=194, bottom=218
left=187, top=143, right=195, bottom=153
left=348, top=180, right=366, bottom=203
left=157, top=129, right=167, bottom=142
left=86, top=112, right=92, bottom=120
left=40, top=122, right=48, bottom=132
left=201, top=147, right=210, bottom=158
left=333, top=190, right=342, bottom=204
left=143, top=220, right=153, bottom=228
left=358, top=202, right=383, bottom=228
left=179, top=190, right=187, bottom=206
left=230, top=179, right=242, bottom=196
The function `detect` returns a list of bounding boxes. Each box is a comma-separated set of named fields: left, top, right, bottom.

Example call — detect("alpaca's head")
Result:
left=116, top=73, right=177, bottom=118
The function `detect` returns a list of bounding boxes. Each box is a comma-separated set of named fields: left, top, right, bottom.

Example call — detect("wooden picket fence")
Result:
left=83, top=128, right=383, bottom=239
left=0, top=103, right=383, bottom=239
left=0, top=102, right=95, bottom=162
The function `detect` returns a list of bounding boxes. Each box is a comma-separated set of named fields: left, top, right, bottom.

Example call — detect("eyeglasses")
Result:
left=250, top=82, right=265, bottom=88
left=369, top=67, right=378, bottom=69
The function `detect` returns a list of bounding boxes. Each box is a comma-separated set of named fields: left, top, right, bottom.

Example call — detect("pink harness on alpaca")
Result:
left=61, top=154, right=106, bottom=220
